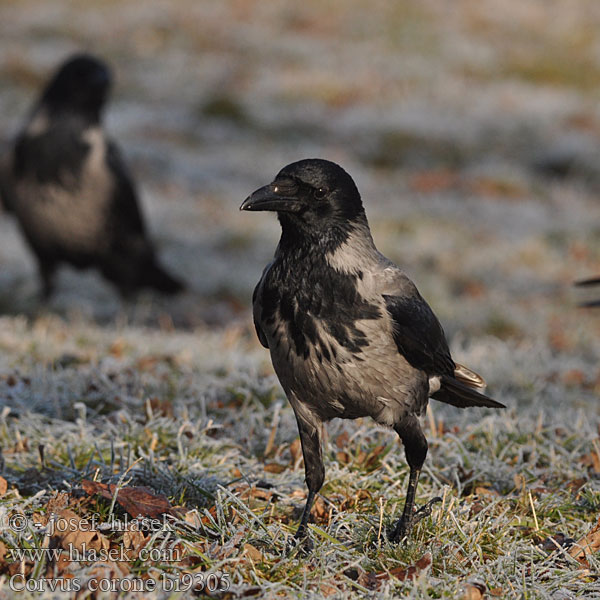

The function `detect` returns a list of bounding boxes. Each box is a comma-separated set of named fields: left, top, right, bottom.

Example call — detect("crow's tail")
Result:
left=141, top=259, right=185, bottom=294
left=432, top=363, right=505, bottom=409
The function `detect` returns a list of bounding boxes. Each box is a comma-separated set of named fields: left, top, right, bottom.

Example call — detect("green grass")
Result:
left=0, top=317, right=598, bottom=599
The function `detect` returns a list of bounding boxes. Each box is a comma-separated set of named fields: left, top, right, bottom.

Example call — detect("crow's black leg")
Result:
left=293, top=412, right=324, bottom=541
left=390, top=415, right=430, bottom=542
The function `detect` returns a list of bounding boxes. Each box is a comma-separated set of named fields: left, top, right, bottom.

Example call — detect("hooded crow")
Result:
left=241, top=158, right=505, bottom=542
left=6, top=53, right=184, bottom=297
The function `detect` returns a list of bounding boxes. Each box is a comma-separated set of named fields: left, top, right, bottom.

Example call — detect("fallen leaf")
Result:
left=147, top=396, right=174, bottom=418
left=86, top=560, right=129, bottom=591
left=263, top=462, right=286, bottom=474
left=311, top=497, right=328, bottom=522
left=386, top=552, right=432, bottom=582
left=336, top=451, right=350, bottom=464
left=243, top=543, right=263, bottom=562
left=123, top=528, right=148, bottom=559
left=184, top=510, right=202, bottom=528
left=289, top=438, right=302, bottom=466
left=566, top=478, right=586, bottom=493
left=81, top=480, right=177, bottom=519
left=0, top=476, right=7, bottom=496
left=46, top=492, right=70, bottom=514
left=364, top=445, right=386, bottom=469
left=580, top=450, right=600, bottom=474
left=569, top=515, right=600, bottom=565
left=52, top=509, right=110, bottom=555
left=335, top=431, right=349, bottom=449
left=319, top=582, right=339, bottom=597
left=460, top=582, right=485, bottom=600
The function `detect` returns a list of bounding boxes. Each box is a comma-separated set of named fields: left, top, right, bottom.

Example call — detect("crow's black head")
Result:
left=241, top=159, right=366, bottom=246
left=40, top=54, right=112, bottom=121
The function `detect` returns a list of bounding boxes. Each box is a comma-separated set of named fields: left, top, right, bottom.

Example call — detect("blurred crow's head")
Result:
left=41, top=53, right=112, bottom=121
left=241, top=159, right=367, bottom=239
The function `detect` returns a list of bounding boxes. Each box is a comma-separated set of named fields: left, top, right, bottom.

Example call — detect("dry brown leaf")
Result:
left=81, top=480, right=176, bottom=519
left=243, top=543, right=263, bottom=562
left=385, top=552, right=433, bottom=582
left=580, top=450, right=600, bottom=474
left=569, top=515, right=600, bottom=565
left=460, top=583, right=485, bottom=600
left=335, top=430, right=349, bottom=449
left=336, top=451, right=350, bottom=464
left=116, top=487, right=175, bottom=519
left=566, top=478, right=587, bottom=493
left=52, top=509, right=110, bottom=555
left=263, top=462, right=286, bottom=474
left=289, top=438, right=302, bottom=466
left=109, top=339, right=125, bottom=357
left=364, top=445, right=386, bottom=469
left=46, top=492, right=70, bottom=515
left=147, top=396, right=174, bottom=418
left=513, top=473, right=526, bottom=492
left=123, top=528, right=148, bottom=558
left=312, top=497, right=328, bottom=521
left=184, top=510, right=202, bottom=528
left=86, top=560, right=129, bottom=592
left=53, top=553, right=73, bottom=576
left=319, top=582, right=339, bottom=597
left=0, top=476, right=7, bottom=496
left=249, top=487, right=273, bottom=502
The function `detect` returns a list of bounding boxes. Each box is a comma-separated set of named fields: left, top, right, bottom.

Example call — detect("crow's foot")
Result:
left=389, top=496, right=442, bottom=543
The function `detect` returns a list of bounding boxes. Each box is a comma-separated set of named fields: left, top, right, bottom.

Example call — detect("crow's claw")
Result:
left=389, top=496, right=443, bottom=543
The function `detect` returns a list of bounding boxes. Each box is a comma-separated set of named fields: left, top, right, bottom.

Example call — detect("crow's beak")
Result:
left=240, top=179, right=304, bottom=213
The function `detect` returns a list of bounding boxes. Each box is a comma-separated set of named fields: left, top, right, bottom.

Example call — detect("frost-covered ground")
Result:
left=1, top=1, right=600, bottom=598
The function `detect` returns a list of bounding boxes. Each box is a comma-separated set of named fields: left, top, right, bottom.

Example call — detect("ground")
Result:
left=0, top=1, right=600, bottom=598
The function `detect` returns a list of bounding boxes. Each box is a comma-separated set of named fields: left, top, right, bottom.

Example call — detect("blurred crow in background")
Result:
left=4, top=53, right=184, bottom=298
left=575, top=276, right=600, bottom=307
left=242, top=158, right=504, bottom=543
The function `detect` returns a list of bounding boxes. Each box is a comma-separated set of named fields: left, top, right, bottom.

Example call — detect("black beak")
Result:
left=240, top=179, right=304, bottom=213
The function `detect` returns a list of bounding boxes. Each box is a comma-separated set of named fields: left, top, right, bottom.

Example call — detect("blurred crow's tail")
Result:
left=141, top=259, right=185, bottom=294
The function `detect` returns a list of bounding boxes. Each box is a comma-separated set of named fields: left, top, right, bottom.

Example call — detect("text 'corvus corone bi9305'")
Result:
left=241, top=158, right=505, bottom=543
left=7, top=53, right=184, bottom=298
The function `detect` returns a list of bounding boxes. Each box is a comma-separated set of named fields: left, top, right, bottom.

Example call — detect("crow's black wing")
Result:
left=105, top=140, right=147, bottom=237
left=251, top=263, right=275, bottom=349
left=383, top=292, right=455, bottom=377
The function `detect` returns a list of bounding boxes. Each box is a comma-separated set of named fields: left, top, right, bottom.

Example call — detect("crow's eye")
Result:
left=314, top=187, right=328, bottom=200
